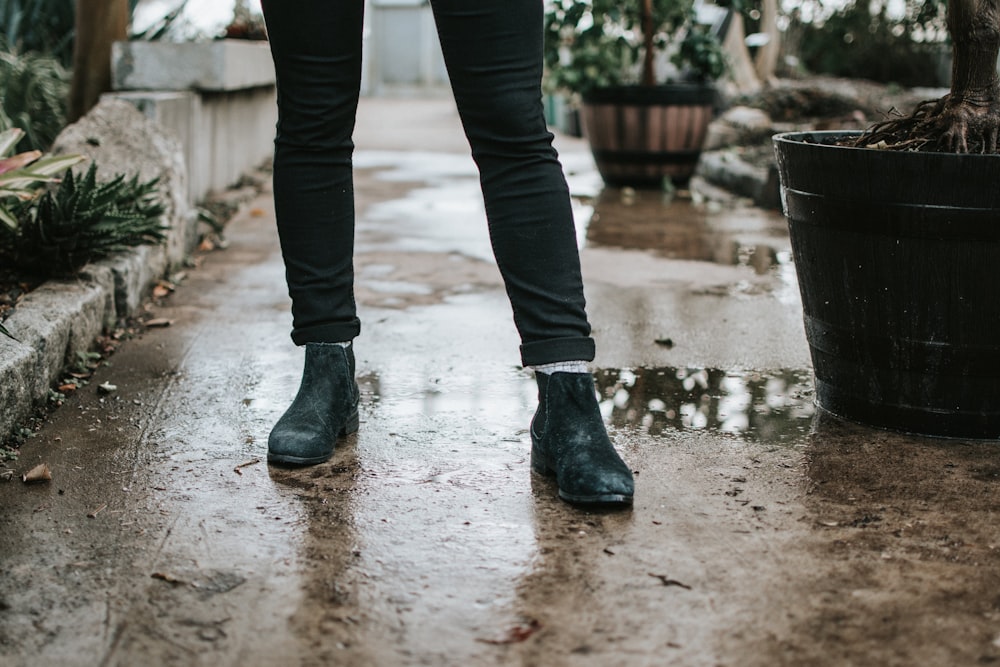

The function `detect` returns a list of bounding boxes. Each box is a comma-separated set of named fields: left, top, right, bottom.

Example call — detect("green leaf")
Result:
left=27, top=153, right=86, bottom=176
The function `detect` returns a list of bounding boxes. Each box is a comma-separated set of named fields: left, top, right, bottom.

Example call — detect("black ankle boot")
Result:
left=530, top=372, right=634, bottom=506
left=267, top=343, right=360, bottom=466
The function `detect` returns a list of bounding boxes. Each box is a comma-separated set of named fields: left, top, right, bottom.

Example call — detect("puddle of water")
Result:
left=355, top=150, right=791, bottom=280
left=351, top=361, right=814, bottom=446
left=584, top=187, right=792, bottom=274
left=595, top=367, right=816, bottom=443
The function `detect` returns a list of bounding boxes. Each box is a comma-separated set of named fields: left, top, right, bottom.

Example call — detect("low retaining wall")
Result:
left=110, top=39, right=277, bottom=205
left=0, top=99, right=196, bottom=442
left=3, top=41, right=277, bottom=444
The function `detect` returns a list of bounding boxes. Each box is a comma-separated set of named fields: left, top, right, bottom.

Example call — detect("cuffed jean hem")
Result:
left=520, top=336, right=596, bottom=367
left=291, top=319, right=361, bottom=346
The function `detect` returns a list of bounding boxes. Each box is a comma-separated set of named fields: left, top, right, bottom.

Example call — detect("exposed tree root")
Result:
left=847, top=94, right=1000, bottom=154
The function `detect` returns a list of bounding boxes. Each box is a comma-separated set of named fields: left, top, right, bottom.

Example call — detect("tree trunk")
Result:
left=940, top=0, right=1000, bottom=151
left=753, top=0, right=780, bottom=83
left=68, top=0, right=129, bottom=123
left=849, top=0, right=1000, bottom=152
left=721, top=12, right=761, bottom=96
left=641, top=0, right=655, bottom=86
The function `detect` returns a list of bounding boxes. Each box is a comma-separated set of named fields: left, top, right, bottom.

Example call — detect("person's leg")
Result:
left=261, top=0, right=364, bottom=465
left=430, top=0, right=633, bottom=505
left=261, top=0, right=363, bottom=345
left=429, top=0, right=593, bottom=367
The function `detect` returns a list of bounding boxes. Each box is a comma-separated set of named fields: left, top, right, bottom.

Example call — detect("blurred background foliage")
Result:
left=779, top=0, right=949, bottom=86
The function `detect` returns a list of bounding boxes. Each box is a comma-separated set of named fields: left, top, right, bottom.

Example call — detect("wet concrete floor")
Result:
left=3, top=98, right=1000, bottom=666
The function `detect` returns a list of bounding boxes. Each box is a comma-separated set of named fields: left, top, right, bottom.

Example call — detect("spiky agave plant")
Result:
left=9, top=163, right=166, bottom=274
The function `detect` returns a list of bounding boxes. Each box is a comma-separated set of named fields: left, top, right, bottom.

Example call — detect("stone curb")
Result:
left=0, top=245, right=172, bottom=441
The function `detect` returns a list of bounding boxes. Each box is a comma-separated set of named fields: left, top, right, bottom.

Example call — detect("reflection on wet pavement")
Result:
left=357, top=362, right=817, bottom=445
left=595, top=367, right=815, bottom=443
left=354, top=151, right=597, bottom=260
left=586, top=187, right=791, bottom=274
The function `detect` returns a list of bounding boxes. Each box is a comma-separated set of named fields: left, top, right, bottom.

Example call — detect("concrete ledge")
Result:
left=112, top=40, right=275, bottom=92
left=109, top=85, right=276, bottom=205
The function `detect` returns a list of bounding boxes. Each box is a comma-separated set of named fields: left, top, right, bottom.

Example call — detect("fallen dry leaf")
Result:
left=250, top=207, right=266, bottom=217
left=476, top=620, right=542, bottom=645
left=151, top=571, right=188, bottom=585
left=152, top=285, right=171, bottom=299
left=57, top=383, right=78, bottom=393
left=22, top=463, right=52, bottom=483
left=198, top=238, right=216, bottom=252
left=144, top=318, right=174, bottom=328
left=97, top=382, right=117, bottom=394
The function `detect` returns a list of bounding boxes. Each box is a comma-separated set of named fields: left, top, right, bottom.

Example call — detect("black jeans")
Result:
left=261, top=0, right=594, bottom=366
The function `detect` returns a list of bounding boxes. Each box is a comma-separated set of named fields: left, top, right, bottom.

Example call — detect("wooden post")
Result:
left=641, top=0, right=655, bottom=86
left=68, top=0, right=129, bottom=123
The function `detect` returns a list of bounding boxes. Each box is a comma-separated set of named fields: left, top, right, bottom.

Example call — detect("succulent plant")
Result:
left=6, top=162, right=166, bottom=274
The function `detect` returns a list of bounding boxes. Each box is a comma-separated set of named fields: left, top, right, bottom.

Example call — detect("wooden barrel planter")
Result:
left=774, top=131, right=1000, bottom=439
left=581, top=84, right=715, bottom=188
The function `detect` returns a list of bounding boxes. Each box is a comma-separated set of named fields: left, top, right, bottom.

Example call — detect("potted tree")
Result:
left=772, top=0, right=1000, bottom=438
left=544, top=0, right=727, bottom=187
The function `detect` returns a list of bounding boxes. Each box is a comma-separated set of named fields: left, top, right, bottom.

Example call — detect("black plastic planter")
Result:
left=773, top=131, right=1000, bottom=439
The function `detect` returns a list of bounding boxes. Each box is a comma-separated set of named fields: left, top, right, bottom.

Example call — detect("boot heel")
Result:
left=530, top=445, right=554, bottom=477
left=340, top=409, right=360, bottom=436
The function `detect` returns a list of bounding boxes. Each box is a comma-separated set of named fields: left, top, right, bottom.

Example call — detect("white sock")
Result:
left=311, top=341, right=352, bottom=348
left=531, top=360, right=590, bottom=375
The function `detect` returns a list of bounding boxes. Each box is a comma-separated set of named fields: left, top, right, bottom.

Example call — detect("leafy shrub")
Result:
left=0, top=45, right=69, bottom=152
left=543, top=0, right=727, bottom=96
left=1, top=163, right=166, bottom=277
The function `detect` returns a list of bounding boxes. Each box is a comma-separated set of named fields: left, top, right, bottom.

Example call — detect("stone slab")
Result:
left=112, top=39, right=275, bottom=92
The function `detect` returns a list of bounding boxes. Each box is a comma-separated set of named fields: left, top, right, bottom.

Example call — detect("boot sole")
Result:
left=530, top=447, right=633, bottom=507
left=267, top=409, right=360, bottom=467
